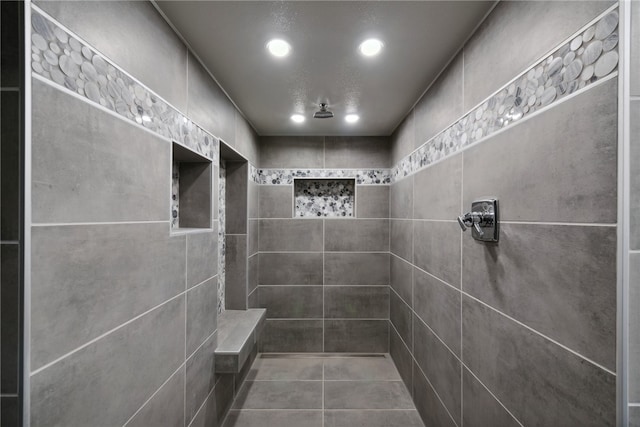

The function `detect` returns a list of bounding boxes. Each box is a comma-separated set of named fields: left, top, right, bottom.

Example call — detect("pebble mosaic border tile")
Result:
left=252, top=166, right=391, bottom=185
left=392, top=8, right=619, bottom=182
left=30, top=8, right=219, bottom=164
left=294, top=179, right=355, bottom=218
left=171, top=161, right=180, bottom=228
left=218, top=161, right=226, bottom=314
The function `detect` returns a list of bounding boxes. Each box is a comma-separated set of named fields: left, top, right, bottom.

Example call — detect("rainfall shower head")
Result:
left=313, top=103, right=334, bottom=119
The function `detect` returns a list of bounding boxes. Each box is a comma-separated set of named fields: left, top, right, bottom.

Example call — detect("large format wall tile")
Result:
left=186, top=277, right=217, bottom=357
left=390, top=220, right=413, bottom=262
left=324, top=320, right=388, bottom=353
left=31, top=297, right=185, bottom=427
left=463, top=0, right=615, bottom=110
left=390, top=176, right=413, bottom=219
left=225, top=162, right=248, bottom=234
left=185, top=334, right=217, bottom=424
left=413, top=267, right=460, bottom=356
left=258, top=253, right=323, bottom=286
left=463, top=223, right=616, bottom=370
left=413, top=221, right=461, bottom=287
left=390, top=290, right=412, bottom=349
left=413, top=315, right=461, bottom=425
left=356, top=185, right=389, bottom=219
left=260, top=136, right=324, bottom=169
left=35, top=0, right=188, bottom=111
left=259, top=185, right=293, bottom=218
left=324, top=253, right=390, bottom=286
left=225, top=234, right=247, bottom=310
left=126, top=367, right=185, bottom=427
left=412, top=365, right=457, bottom=427
left=187, top=229, right=218, bottom=289
left=462, top=296, right=615, bottom=427
left=462, top=368, right=521, bottom=427
left=631, top=101, right=640, bottom=249
left=187, top=53, right=235, bottom=145
left=324, top=286, right=389, bottom=319
left=260, top=320, right=323, bottom=352
left=324, top=136, right=390, bottom=169
left=414, top=53, right=464, bottom=147
left=633, top=1, right=640, bottom=96
left=630, top=253, right=640, bottom=402
left=413, top=154, right=461, bottom=220
left=235, top=111, right=258, bottom=165
left=391, top=111, right=414, bottom=165
left=32, top=80, right=170, bottom=223
left=248, top=220, right=259, bottom=256
left=463, top=71, right=617, bottom=224
left=632, top=407, right=640, bottom=427
left=324, top=219, right=389, bottom=252
left=390, top=254, right=412, bottom=307
left=259, top=286, right=323, bottom=319
left=31, top=223, right=185, bottom=370
left=259, top=219, right=323, bottom=252
left=390, top=326, right=413, bottom=392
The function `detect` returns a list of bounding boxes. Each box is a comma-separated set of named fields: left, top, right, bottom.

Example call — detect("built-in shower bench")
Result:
left=214, top=308, right=266, bottom=373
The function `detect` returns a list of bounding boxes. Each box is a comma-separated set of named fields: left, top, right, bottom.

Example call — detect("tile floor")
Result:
left=223, top=354, right=425, bottom=427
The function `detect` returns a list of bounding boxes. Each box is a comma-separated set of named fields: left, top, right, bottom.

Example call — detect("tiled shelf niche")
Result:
left=294, top=178, right=355, bottom=218
left=171, top=142, right=212, bottom=231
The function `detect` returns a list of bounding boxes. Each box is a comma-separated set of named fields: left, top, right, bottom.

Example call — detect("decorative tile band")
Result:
left=392, top=8, right=619, bottom=182
left=252, top=166, right=391, bottom=185
left=30, top=8, right=219, bottom=163
left=294, top=179, right=355, bottom=218
left=218, top=161, right=226, bottom=314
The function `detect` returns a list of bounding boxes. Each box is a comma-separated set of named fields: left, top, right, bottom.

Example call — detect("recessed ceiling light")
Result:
left=345, top=114, right=360, bottom=123
left=267, top=39, right=291, bottom=58
left=291, top=114, right=305, bottom=123
left=359, top=39, right=384, bottom=57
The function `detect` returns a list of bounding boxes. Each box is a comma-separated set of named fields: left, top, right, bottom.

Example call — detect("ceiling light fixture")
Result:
left=358, top=39, right=384, bottom=57
left=291, top=114, right=305, bottom=123
left=267, top=39, right=291, bottom=58
left=345, top=114, right=360, bottom=123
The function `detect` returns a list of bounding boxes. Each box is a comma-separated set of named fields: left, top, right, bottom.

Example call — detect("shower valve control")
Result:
left=457, top=198, right=499, bottom=242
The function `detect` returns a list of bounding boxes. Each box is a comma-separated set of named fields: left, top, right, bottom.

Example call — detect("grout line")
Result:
left=322, top=361, right=325, bottom=427
left=630, top=403, right=640, bottom=407
left=462, top=293, right=617, bottom=376
left=188, top=373, right=218, bottom=427
left=122, top=362, right=186, bottom=427
left=413, top=355, right=460, bottom=427
left=0, top=241, right=20, bottom=245
left=29, top=274, right=217, bottom=376
left=460, top=363, right=525, bottom=427
left=0, top=87, right=21, bottom=91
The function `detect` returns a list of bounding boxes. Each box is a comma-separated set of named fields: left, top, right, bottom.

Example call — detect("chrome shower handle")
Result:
left=457, top=212, right=485, bottom=236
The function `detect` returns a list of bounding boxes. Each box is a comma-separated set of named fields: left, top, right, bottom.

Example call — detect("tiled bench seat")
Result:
left=215, top=309, right=266, bottom=373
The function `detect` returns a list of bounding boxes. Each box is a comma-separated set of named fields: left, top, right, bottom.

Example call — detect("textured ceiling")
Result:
left=155, top=1, right=496, bottom=136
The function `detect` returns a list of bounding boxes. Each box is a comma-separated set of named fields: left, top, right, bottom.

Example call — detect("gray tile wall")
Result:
left=25, top=1, right=264, bottom=425
left=257, top=136, right=391, bottom=352
left=1, top=2, right=22, bottom=425
left=632, top=1, right=640, bottom=419
left=387, top=3, right=619, bottom=426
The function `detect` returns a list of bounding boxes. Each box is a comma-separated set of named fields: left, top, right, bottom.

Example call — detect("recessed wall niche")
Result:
left=294, top=179, right=355, bottom=218
left=171, top=142, right=212, bottom=230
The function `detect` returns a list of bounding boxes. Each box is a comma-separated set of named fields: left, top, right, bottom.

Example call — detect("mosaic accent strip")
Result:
left=393, top=8, right=619, bottom=182
left=294, top=179, right=355, bottom=218
left=254, top=168, right=391, bottom=185
left=218, top=161, right=226, bottom=314
left=30, top=8, right=219, bottom=163
left=171, top=161, right=179, bottom=228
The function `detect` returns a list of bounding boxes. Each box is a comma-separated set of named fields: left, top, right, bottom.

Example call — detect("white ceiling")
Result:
left=155, top=1, right=496, bottom=136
